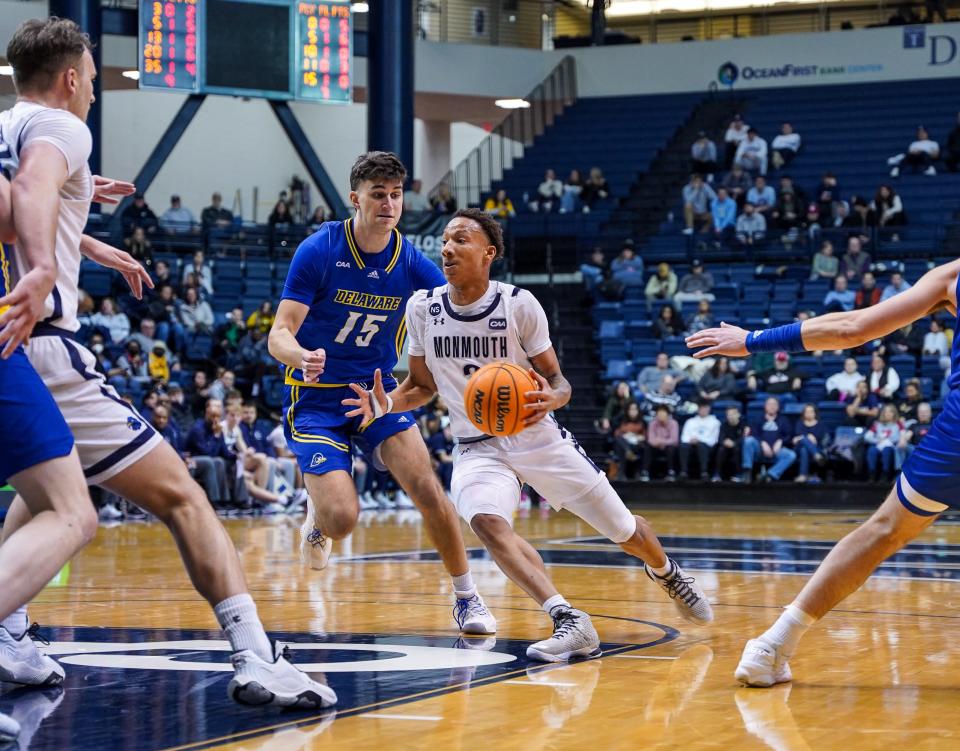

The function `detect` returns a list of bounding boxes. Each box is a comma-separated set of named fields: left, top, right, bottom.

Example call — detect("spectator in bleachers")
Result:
left=698, top=356, right=736, bottom=402
left=770, top=122, right=801, bottom=170
left=599, top=381, right=634, bottom=433
left=233, top=327, right=272, bottom=385
left=748, top=351, right=804, bottom=402
left=881, top=271, right=912, bottom=302
left=151, top=403, right=181, bottom=454
left=845, top=380, right=881, bottom=427
left=581, top=247, right=609, bottom=295
left=735, top=202, right=766, bottom=247
left=652, top=305, right=683, bottom=340
left=246, top=301, right=275, bottom=335
left=678, top=400, right=720, bottom=481
left=826, top=357, right=864, bottom=401
left=868, top=352, right=900, bottom=401
left=637, top=352, right=685, bottom=395
left=945, top=112, right=960, bottom=173
left=675, top=259, right=715, bottom=304
left=201, top=192, right=234, bottom=231
left=690, top=132, right=718, bottom=179
left=889, top=126, right=939, bottom=177
left=152, top=260, right=177, bottom=294
left=179, top=285, right=214, bottom=335
left=425, top=415, right=454, bottom=490
left=884, top=321, right=924, bottom=361
left=121, top=192, right=159, bottom=236
left=87, top=332, right=112, bottom=375
left=182, top=250, right=213, bottom=296
left=124, top=226, right=154, bottom=269
left=864, top=404, right=902, bottom=482
left=734, top=128, right=768, bottom=176
left=185, top=398, right=236, bottom=505
left=642, top=374, right=684, bottom=418
left=869, top=185, right=905, bottom=235
left=268, top=199, right=293, bottom=229
left=188, top=371, right=211, bottom=416
left=823, top=275, right=855, bottom=313
left=559, top=169, right=584, bottom=213
left=208, top=369, right=236, bottom=403
left=746, top=175, right=775, bottom=216
left=217, top=306, right=248, bottom=353
left=846, top=197, right=873, bottom=236
left=900, top=402, right=933, bottom=463
left=923, top=318, right=949, bottom=361
left=721, top=164, right=751, bottom=209
left=241, top=402, right=294, bottom=489
left=686, top=299, right=715, bottom=336
left=841, top=236, right=871, bottom=281
left=896, top=379, right=924, bottom=422
left=611, top=402, right=645, bottom=480
left=792, top=404, right=827, bottom=484
left=810, top=240, right=839, bottom=281
left=714, top=406, right=745, bottom=482
left=167, top=382, right=193, bottom=435
left=814, top=172, right=842, bottom=220
left=609, top=241, right=643, bottom=284
left=640, top=405, right=679, bottom=482
left=148, top=284, right=185, bottom=353
left=90, top=297, right=130, bottom=344
left=432, top=182, right=457, bottom=215
left=800, top=202, right=822, bottom=244
left=645, top=262, right=678, bottom=311
left=581, top=167, right=610, bottom=212
left=484, top=189, right=516, bottom=219
left=109, top=339, right=150, bottom=392
left=159, top=195, right=198, bottom=235
left=742, top=397, right=796, bottom=483
left=681, top=174, right=716, bottom=235
left=710, top=187, right=737, bottom=243
left=855, top=272, right=881, bottom=309
left=404, top=179, right=431, bottom=212
left=773, top=183, right=803, bottom=239
left=723, top=114, right=750, bottom=169
left=307, top=206, right=328, bottom=232
left=533, top=169, right=563, bottom=213
left=222, top=403, right=286, bottom=512
left=148, top=340, right=179, bottom=385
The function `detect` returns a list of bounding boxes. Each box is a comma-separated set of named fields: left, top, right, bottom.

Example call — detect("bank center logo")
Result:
left=718, top=61, right=738, bottom=86
left=903, top=25, right=925, bottom=49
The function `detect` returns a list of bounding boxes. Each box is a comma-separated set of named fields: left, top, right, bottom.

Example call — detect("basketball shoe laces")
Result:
left=661, top=570, right=699, bottom=607
left=453, top=595, right=489, bottom=628
left=549, top=608, right=578, bottom=640
left=306, top=528, right=326, bottom=549
left=21, top=623, right=49, bottom=647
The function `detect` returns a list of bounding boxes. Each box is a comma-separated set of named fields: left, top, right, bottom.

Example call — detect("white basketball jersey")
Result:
left=0, top=101, right=93, bottom=332
left=406, top=280, right=552, bottom=440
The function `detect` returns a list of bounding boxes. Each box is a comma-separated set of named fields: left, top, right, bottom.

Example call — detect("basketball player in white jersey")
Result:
left=344, top=209, right=713, bottom=661
left=0, top=17, right=334, bottom=709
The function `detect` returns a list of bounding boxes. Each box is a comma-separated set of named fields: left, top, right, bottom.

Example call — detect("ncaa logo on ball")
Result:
left=472, top=388, right=485, bottom=427
left=429, top=302, right=442, bottom=316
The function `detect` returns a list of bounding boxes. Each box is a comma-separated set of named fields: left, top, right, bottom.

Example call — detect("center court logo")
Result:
left=718, top=61, right=738, bottom=85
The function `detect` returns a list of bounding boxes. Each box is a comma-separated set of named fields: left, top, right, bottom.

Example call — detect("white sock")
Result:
left=215, top=594, right=273, bottom=662
left=650, top=558, right=674, bottom=578
left=1, top=607, right=28, bottom=638
left=542, top=594, right=571, bottom=615
left=452, top=572, right=477, bottom=599
left=760, top=603, right=817, bottom=657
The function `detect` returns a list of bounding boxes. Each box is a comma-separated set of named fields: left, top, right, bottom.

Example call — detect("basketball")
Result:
left=463, top=362, right=538, bottom=437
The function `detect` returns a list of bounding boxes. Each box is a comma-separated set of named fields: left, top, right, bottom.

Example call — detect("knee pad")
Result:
left=563, top=480, right=636, bottom=544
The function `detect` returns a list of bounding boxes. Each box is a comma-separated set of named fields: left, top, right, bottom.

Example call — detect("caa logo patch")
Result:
left=336, top=261, right=351, bottom=268
left=310, top=453, right=327, bottom=468
left=126, top=416, right=142, bottom=431
left=429, top=302, right=442, bottom=317
left=489, top=318, right=507, bottom=330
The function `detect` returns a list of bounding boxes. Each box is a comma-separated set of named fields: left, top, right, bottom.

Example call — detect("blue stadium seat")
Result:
left=603, top=360, right=634, bottom=382
left=599, top=320, right=624, bottom=340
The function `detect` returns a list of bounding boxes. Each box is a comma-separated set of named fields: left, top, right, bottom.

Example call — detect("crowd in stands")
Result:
left=589, top=251, right=953, bottom=485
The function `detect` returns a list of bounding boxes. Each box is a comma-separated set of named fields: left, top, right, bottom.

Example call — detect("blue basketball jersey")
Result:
left=280, top=218, right=445, bottom=386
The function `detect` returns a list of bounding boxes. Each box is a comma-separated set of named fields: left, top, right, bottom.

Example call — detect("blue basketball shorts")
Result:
left=0, top=347, right=74, bottom=485
left=282, top=382, right=417, bottom=476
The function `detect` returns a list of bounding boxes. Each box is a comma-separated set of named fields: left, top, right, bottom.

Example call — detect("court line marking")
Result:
left=503, top=679, right=578, bottom=687
left=364, top=713, right=442, bottom=722
left=613, top=654, right=678, bottom=660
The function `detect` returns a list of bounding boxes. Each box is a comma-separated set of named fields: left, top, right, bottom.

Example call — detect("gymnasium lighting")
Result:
left=0, top=66, right=12, bottom=76
left=122, top=70, right=140, bottom=80
left=351, top=1, right=369, bottom=12
left=495, top=98, right=531, bottom=109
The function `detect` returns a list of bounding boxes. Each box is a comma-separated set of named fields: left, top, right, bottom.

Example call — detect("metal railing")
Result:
left=429, top=55, right=577, bottom=210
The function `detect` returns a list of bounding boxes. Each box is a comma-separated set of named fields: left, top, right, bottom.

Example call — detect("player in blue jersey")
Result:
left=269, top=151, right=495, bottom=634
left=687, top=258, right=960, bottom=687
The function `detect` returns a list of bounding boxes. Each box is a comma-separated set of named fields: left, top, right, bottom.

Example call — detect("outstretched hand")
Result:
left=685, top=321, right=750, bottom=359
left=342, top=368, right=390, bottom=420
left=81, top=235, right=153, bottom=299
left=92, top=175, right=136, bottom=205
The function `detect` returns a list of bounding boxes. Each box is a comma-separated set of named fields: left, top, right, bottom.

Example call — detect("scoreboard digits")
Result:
left=138, top=0, right=351, bottom=103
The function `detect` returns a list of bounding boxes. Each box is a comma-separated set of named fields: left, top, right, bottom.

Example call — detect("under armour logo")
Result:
left=432, top=317, right=445, bottom=326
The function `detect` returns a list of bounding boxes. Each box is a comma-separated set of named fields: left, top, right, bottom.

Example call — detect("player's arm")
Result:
left=268, top=299, right=326, bottom=382
left=0, top=142, right=67, bottom=357
left=686, top=261, right=960, bottom=358
left=524, top=347, right=572, bottom=427
left=79, top=234, right=153, bottom=299
left=0, top=173, right=13, bottom=244
left=342, top=362, right=438, bottom=422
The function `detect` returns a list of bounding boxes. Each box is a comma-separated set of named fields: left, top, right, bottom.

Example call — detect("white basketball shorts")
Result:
left=24, top=331, right=162, bottom=485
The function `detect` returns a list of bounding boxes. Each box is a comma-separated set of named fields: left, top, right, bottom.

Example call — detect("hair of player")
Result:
left=452, top=207, right=505, bottom=260
left=7, top=17, right=93, bottom=93
left=349, top=151, right=407, bottom=191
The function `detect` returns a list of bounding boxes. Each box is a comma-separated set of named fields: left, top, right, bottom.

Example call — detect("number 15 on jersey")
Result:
left=334, top=311, right=388, bottom=347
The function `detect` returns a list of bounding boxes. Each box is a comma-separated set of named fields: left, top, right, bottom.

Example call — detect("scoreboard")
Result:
left=138, top=0, right=352, bottom=104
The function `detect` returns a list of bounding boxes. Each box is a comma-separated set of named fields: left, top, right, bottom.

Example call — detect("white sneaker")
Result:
left=0, top=686, right=64, bottom=748
left=924, top=165, right=937, bottom=176
left=375, top=492, right=395, bottom=510
left=645, top=559, right=714, bottom=625
left=261, top=502, right=286, bottom=515
left=228, top=642, right=337, bottom=709
left=394, top=490, right=416, bottom=510
left=0, top=711, right=19, bottom=744
left=299, top=498, right=332, bottom=570
left=453, top=594, right=497, bottom=635
left=526, top=607, right=601, bottom=663
left=98, top=502, right=123, bottom=521
left=735, top=638, right=793, bottom=687
left=358, top=491, right=377, bottom=510
left=0, top=625, right=65, bottom=686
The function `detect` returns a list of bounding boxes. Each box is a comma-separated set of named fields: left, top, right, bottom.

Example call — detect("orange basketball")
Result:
left=463, top=362, right=538, bottom=437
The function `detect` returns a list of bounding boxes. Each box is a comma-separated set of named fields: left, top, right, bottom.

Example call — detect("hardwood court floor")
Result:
left=9, top=504, right=960, bottom=750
